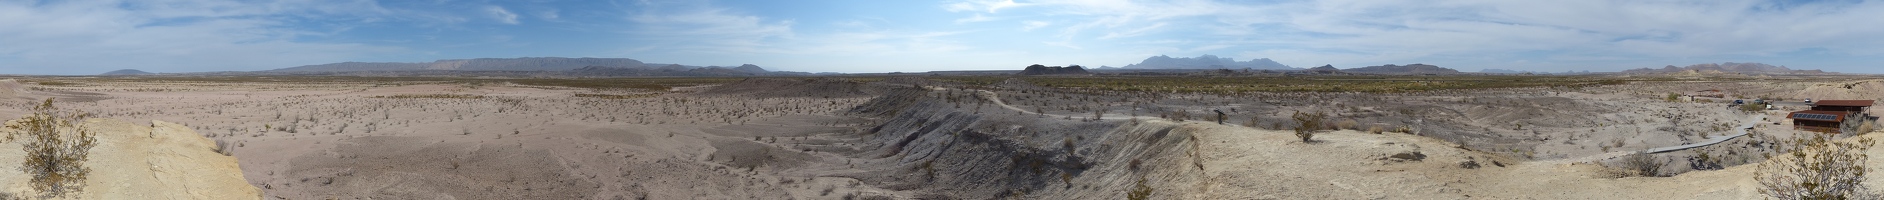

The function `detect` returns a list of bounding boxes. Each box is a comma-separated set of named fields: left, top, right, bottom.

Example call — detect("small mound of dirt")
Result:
left=701, top=78, right=870, bottom=98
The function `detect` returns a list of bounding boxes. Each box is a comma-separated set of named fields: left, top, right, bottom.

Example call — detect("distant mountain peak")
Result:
left=733, top=64, right=768, bottom=73
left=1623, top=62, right=1826, bottom=75
left=1018, top=64, right=1092, bottom=75
left=100, top=69, right=154, bottom=76
left=1122, top=54, right=1293, bottom=70
left=1345, top=63, right=1460, bottom=74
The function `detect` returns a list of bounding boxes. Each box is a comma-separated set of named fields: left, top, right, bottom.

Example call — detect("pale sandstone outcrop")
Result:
left=0, top=119, right=260, bottom=199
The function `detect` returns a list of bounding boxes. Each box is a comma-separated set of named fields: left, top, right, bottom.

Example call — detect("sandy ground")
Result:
left=0, top=76, right=1878, bottom=199
left=2, top=79, right=897, bottom=199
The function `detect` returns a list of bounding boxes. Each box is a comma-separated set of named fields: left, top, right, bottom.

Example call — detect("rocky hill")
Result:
left=1622, top=62, right=1830, bottom=75
left=1017, top=64, right=1092, bottom=75
left=1122, top=55, right=1293, bottom=70
left=261, top=57, right=800, bottom=77
left=98, top=69, right=154, bottom=76
left=0, top=119, right=261, bottom=199
left=271, top=57, right=648, bottom=72
left=1305, top=65, right=1342, bottom=74
left=565, top=64, right=771, bottom=77
left=732, top=64, right=768, bottom=73
left=1345, top=64, right=1461, bottom=74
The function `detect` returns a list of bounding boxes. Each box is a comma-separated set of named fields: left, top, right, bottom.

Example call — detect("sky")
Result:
left=3, top=0, right=1883, bottom=75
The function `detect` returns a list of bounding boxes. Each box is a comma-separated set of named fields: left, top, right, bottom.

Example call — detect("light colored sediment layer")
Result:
left=0, top=119, right=261, bottom=199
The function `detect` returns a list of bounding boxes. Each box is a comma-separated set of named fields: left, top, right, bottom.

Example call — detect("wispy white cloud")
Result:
left=486, top=6, right=520, bottom=24
left=953, top=13, right=999, bottom=24
left=1021, top=20, right=1050, bottom=31
left=944, top=0, right=1028, bottom=13
left=628, top=6, right=795, bottom=54
left=533, top=7, right=560, bottom=21
left=1098, top=22, right=1165, bottom=39
left=625, top=2, right=977, bottom=59
left=0, top=0, right=405, bottom=74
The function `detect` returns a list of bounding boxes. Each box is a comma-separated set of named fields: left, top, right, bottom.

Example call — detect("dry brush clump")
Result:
left=1619, top=152, right=1664, bottom=177
left=1125, top=176, right=1153, bottom=200
left=1, top=98, right=98, bottom=198
left=1292, top=111, right=1328, bottom=142
left=1756, top=135, right=1879, bottom=199
left=215, top=139, right=236, bottom=156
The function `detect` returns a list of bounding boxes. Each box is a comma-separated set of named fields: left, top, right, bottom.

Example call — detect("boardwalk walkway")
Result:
left=1537, top=114, right=1765, bottom=165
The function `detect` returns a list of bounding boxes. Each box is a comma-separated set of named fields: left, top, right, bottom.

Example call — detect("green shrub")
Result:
left=2, top=98, right=98, bottom=198
left=1738, top=103, right=1764, bottom=113
left=1292, top=111, right=1327, bottom=142
left=1126, top=177, right=1153, bottom=200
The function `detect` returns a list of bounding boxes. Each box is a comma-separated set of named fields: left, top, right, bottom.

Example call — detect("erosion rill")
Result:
left=836, top=85, right=1209, bottom=199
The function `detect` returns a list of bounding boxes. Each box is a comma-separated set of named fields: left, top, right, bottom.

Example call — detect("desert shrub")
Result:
left=1737, top=103, right=1764, bottom=113
left=1126, top=177, right=1153, bottom=200
left=1620, top=152, right=1663, bottom=177
left=1368, top=125, right=1384, bottom=134
left=2, top=98, right=98, bottom=198
left=1756, top=135, right=1879, bottom=199
left=1665, top=93, right=1680, bottom=102
left=1292, top=111, right=1327, bottom=142
left=214, top=139, right=236, bottom=156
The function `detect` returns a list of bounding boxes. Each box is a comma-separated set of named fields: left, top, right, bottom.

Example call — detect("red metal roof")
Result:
left=1788, top=110, right=1850, bottom=122
left=1813, top=100, right=1876, bottom=107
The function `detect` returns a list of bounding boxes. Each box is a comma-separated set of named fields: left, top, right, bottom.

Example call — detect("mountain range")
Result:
left=259, top=57, right=791, bottom=77
left=1344, top=64, right=1460, bottom=74
left=1479, top=69, right=1531, bottom=74
left=1121, top=55, right=1293, bottom=70
left=1017, top=64, right=1092, bottom=75
left=567, top=64, right=774, bottom=77
left=271, top=57, right=651, bottom=72
left=1621, top=62, right=1828, bottom=75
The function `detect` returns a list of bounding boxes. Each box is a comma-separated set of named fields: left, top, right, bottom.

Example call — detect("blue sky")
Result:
left=3, top=0, right=1883, bottom=75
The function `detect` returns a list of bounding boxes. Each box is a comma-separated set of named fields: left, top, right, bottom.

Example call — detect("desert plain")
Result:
left=0, top=74, right=1882, bottom=199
